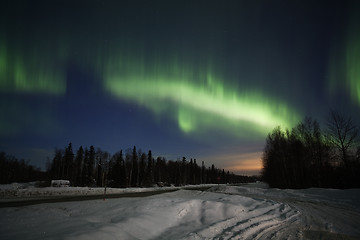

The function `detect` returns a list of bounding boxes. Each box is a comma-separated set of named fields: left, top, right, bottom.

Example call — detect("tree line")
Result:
left=47, top=145, right=256, bottom=187
left=262, top=110, right=360, bottom=189
left=0, top=152, right=46, bottom=184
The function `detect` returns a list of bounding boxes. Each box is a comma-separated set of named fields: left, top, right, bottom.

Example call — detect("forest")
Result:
left=262, top=110, right=360, bottom=189
left=0, top=145, right=257, bottom=186
left=0, top=152, right=46, bottom=184
left=46, top=145, right=256, bottom=187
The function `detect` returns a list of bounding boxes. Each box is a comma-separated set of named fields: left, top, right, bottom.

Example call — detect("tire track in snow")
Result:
left=209, top=203, right=299, bottom=239
left=178, top=196, right=300, bottom=240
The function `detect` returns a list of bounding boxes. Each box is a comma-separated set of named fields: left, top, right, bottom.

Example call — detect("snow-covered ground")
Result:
left=1, top=182, right=359, bottom=239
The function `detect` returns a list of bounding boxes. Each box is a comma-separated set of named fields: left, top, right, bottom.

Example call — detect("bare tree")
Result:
left=326, top=110, right=359, bottom=165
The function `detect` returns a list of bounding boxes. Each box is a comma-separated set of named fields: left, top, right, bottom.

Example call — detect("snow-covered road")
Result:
left=1, top=183, right=359, bottom=239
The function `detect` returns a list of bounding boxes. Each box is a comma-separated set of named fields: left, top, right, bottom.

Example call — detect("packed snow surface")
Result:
left=1, top=182, right=360, bottom=239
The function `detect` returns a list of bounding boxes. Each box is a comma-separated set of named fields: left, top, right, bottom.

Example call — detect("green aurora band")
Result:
left=103, top=57, right=301, bottom=138
left=328, top=1, right=360, bottom=105
left=0, top=39, right=67, bottom=95
left=345, top=5, right=360, bottom=105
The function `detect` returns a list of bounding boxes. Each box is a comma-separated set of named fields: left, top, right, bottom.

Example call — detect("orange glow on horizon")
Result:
left=206, top=151, right=263, bottom=176
left=227, top=152, right=262, bottom=176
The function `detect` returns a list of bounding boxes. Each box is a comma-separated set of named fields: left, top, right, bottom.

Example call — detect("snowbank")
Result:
left=0, top=182, right=216, bottom=200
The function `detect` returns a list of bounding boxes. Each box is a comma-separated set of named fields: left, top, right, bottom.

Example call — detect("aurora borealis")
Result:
left=328, top=0, right=360, bottom=105
left=103, top=58, right=300, bottom=136
left=1, top=0, right=359, bottom=175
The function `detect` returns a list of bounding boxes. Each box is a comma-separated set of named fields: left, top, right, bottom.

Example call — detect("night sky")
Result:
left=1, top=0, right=359, bottom=175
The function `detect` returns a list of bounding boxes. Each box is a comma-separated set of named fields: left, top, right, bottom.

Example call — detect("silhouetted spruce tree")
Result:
left=194, top=159, right=201, bottom=184
left=119, top=150, right=127, bottom=187
left=201, top=161, right=206, bottom=184
left=74, top=146, right=84, bottom=186
left=226, top=170, right=231, bottom=183
left=102, top=151, right=110, bottom=187
left=108, top=154, right=116, bottom=186
left=145, top=150, right=154, bottom=186
left=95, top=149, right=101, bottom=186
left=125, top=148, right=132, bottom=187
left=181, top=157, right=187, bottom=185
left=161, top=157, right=169, bottom=184
left=50, top=149, right=63, bottom=180
left=88, top=146, right=96, bottom=186
left=95, top=149, right=110, bottom=187
left=110, top=150, right=127, bottom=188
left=189, top=159, right=194, bottom=185
left=154, top=156, right=162, bottom=183
left=109, top=151, right=122, bottom=187
left=138, top=151, right=146, bottom=187
left=96, top=161, right=102, bottom=187
left=221, top=169, right=225, bottom=184
left=64, top=143, right=74, bottom=181
left=131, top=146, right=139, bottom=187
left=167, top=160, right=180, bottom=186
left=81, top=148, right=89, bottom=186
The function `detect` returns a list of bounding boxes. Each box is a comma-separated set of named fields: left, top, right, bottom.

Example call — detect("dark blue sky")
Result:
left=1, top=0, right=359, bottom=175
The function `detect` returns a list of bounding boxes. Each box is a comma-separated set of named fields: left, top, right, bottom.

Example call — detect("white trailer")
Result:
left=51, top=180, right=70, bottom=187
